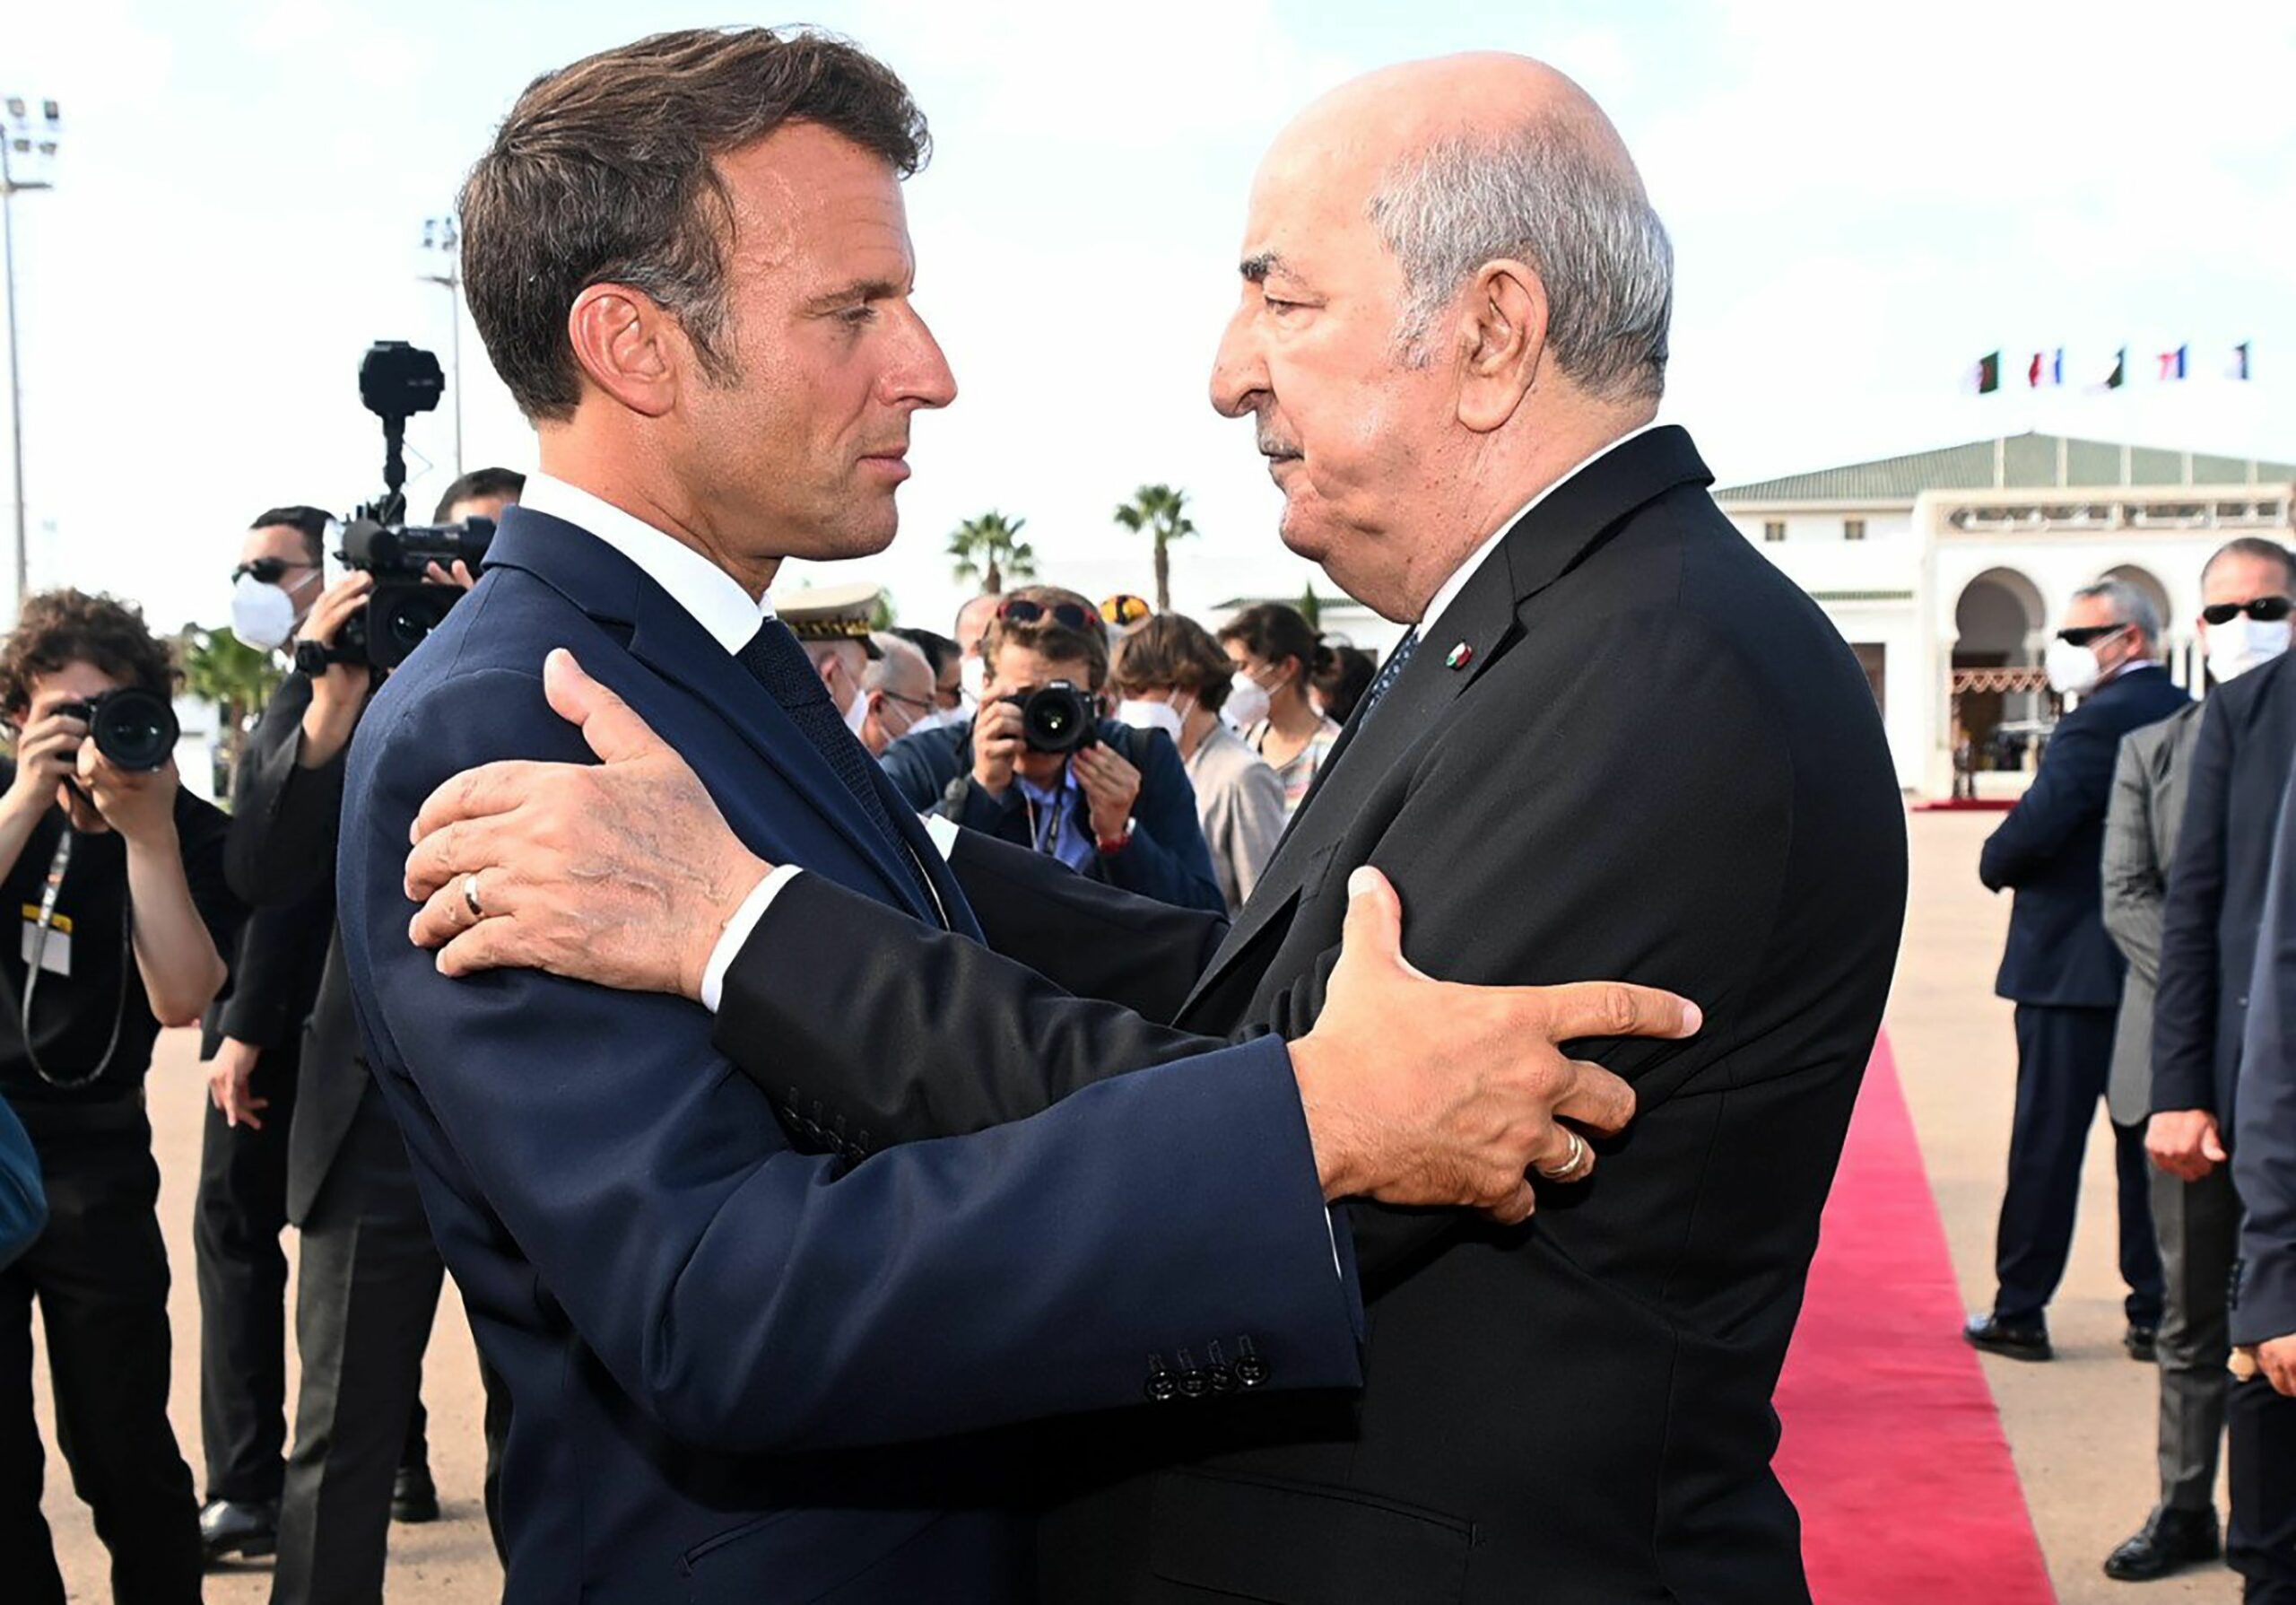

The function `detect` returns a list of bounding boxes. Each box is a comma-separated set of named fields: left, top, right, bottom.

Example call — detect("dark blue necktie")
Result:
left=735, top=620, right=937, bottom=918
left=1355, top=627, right=1420, bottom=728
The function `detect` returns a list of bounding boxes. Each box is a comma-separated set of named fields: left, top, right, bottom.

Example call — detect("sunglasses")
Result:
left=231, top=557, right=316, bottom=585
left=1100, top=594, right=1152, bottom=626
left=2056, top=623, right=2131, bottom=648
left=2200, top=596, right=2294, bottom=627
left=998, top=598, right=1096, bottom=632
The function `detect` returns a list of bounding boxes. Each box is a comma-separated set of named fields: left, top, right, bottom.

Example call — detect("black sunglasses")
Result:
left=231, top=557, right=316, bottom=585
left=2056, top=623, right=2132, bottom=648
left=997, top=598, right=1096, bottom=632
left=2200, top=596, right=2294, bottom=627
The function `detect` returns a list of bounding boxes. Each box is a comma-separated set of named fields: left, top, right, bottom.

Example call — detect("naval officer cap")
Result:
left=777, top=581, right=885, bottom=658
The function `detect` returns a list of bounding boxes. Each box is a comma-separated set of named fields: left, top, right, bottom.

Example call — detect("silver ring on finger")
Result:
left=1535, top=1129, right=1591, bottom=1182
left=462, top=872, right=486, bottom=925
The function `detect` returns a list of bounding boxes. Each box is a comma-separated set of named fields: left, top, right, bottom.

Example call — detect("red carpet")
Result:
left=1775, top=1035, right=2056, bottom=1603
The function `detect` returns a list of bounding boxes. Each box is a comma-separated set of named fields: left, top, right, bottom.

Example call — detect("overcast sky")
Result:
left=4, top=0, right=2292, bottom=643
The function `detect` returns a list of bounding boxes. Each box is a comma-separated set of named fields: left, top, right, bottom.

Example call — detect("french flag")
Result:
left=2158, top=345, right=2188, bottom=380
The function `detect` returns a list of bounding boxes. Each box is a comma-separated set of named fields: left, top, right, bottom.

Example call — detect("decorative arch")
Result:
left=1951, top=567, right=2051, bottom=781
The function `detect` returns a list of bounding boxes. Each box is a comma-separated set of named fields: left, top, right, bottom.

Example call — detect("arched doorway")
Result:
left=1952, top=568, right=2050, bottom=776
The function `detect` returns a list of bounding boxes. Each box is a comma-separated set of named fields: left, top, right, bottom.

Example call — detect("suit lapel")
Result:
left=1181, top=426, right=1713, bottom=1015
left=484, top=510, right=942, bottom=926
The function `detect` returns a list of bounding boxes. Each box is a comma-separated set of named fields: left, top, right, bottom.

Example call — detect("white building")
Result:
left=1715, top=433, right=2296, bottom=797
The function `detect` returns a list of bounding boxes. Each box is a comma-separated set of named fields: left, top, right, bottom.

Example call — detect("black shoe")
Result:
left=2126, top=1322, right=2160, bottom=1363
left=392, top=1463, right=440, bottom=1524
left=2104, top=1506, right=2220, bottom=1581
left=1963, top=1312, right=2053, bottom=1361
left=199, top=1497, right=279, bottom=1566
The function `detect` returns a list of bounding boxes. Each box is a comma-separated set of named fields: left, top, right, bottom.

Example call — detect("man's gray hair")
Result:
left=1367, top=118, right=1674, bottom=401
left=2074, top=579, right=2163, bottom=643
left=863, top=632, right=931, bottom=693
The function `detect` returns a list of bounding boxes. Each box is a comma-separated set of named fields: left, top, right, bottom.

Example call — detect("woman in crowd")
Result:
left=1111, top=615, right=1286, bottom=914
left=1218, top=603, right=1344, bottom=818
left=1310, top=643, right=1376, bottom=728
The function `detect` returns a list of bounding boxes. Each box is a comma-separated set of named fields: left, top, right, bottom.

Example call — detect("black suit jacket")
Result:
left=1977, top=666, right=2191, bottom=1009
left=2152, top=651, right=2296, bottom=1124
left=714, top=427, right=1909, bottom=1604
left=2232, top=746, right=2296, bottom=1346
left=225, top=668, right=369, bottom=1225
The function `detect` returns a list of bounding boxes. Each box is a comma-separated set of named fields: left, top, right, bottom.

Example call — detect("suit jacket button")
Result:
left=1177, top=1369, right=1208, bottom=1399
left=1235, top=1354, right=1270, bottom=1389
left=1204, top=1364, right=1237, bottom=1394
left=1144, top=1373, right=1178, bottom=1402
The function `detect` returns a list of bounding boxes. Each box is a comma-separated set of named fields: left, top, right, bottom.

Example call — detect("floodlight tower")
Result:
left=419, top=214, right=464, bottom=478
left=2, top=96, right=61, bottom=615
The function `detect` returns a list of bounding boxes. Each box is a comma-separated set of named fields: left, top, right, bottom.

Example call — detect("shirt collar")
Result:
left=518, top=472, right=774, bottom=656
left=1417, top=421, right=1664, bottom=638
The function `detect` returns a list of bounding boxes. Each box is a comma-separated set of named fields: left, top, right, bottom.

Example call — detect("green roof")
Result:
left=1716, top=433, right=2296, bottom=503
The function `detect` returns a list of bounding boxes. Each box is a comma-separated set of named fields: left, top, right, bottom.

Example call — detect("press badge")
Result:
left=20, top=905, right=72, bottom=978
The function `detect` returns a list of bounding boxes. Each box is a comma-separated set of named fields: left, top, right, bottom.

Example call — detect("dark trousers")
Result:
left=194, top=1034, right=300, bottom=1505
left=1994, top=1004, right=2164, bottom=1325
left=0, top=1102, right=202, bottom=1604
left=2229, top=1373, right=2296, bottom=1601
left=2152, top=1162, right=2237, bottom=1513
left=272, top=1082, right=446, bottom=1605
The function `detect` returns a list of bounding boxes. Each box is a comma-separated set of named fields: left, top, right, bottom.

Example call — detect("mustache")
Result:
left=1256, top=430, right=1300, bottom=459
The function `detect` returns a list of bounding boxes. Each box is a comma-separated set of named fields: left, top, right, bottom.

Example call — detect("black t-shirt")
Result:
left=0, top=759, right=243, bottom=1106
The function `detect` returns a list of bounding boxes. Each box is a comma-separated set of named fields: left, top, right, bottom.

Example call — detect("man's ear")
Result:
left=566, top=285, right=684, bottom=419
left=1455, top=257, right=1548, bottom=434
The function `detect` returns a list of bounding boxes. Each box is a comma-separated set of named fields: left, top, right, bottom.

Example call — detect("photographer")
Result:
left=227, top=469, right=509, bottom=1601
left=882, top=584, right=1224, bottom=912
left=0, top=589, right=240, bottom=1605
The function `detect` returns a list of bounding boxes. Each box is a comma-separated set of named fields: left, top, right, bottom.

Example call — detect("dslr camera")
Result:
left=57, top=687, right=179, bottom=773
left=1003, top=681, right=1100, bottom=755
left=295, top=341, right=491, bottom=676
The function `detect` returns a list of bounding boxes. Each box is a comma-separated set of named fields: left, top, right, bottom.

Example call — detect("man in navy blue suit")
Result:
left=1967, top=579, right=2192, bottom=1361
left=334, top=29, right=1687, bottom=1601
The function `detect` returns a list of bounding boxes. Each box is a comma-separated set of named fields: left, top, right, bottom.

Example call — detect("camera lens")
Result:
left=87, top=689, right=180, bottom=772
left=1020, top=684, right=1096, bottom=755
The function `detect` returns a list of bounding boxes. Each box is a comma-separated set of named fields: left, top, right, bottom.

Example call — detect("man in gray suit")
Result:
left=2103, top=534, right=2296, bottom=1583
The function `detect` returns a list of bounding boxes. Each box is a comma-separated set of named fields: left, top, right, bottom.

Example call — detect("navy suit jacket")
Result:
left=335, top=507, right=1363, bottom=1603
left=1980, top=666, right=2192, bottom=1008
left=2233, top=747, right=2296, bottom=1346
left=2153, top=650, right=2296, bottom=1123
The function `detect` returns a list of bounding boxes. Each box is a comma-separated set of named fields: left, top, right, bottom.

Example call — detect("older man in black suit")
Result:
left=404, top=50, right=1907, bottom=1602
left=1965, top=580, right=2189, bottom=1364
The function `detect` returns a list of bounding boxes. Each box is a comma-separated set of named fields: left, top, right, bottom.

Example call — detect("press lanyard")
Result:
left=21, top=830, right=132, bottom=1089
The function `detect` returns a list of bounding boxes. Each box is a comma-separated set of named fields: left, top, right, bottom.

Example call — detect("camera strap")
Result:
left=20, top=830, right=133, bottom=1089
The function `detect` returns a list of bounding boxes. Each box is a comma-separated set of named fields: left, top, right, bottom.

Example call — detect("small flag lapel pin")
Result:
left=1446, top=642, right=1473, bottom=670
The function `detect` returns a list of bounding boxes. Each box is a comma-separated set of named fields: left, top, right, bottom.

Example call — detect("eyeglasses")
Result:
left=2056, top=623, right=2132, bottom=648
left=231, top=557, right=316, bottom=585
left=2200, top=596, right=2294, bottom=627
left=876, top=688, right=935, bottom=715
left=998, top=598, right=1096, bottom=632
left=1100, top=594, right=1152, bottom=626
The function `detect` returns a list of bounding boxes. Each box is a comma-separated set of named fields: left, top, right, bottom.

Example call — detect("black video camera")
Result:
left=295, top=341, right=489, bottom=675
left=1003, top=681, right=1100, bottom=755
left=58, top=687, right=180, bottom=772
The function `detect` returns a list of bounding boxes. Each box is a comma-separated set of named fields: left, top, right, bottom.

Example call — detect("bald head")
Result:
left=1265, top=52, right=1671, bottom=402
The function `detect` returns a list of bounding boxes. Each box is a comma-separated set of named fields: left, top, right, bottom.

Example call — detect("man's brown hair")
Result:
left=981, top=585, right=1110, bottom=692
left=460, top=27, right=930, bottom=422
left=0, top=589, right=176, bottom=716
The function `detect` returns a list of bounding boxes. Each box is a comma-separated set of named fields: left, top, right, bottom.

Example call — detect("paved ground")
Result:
left=33, top=809, right=2247, bottom=1601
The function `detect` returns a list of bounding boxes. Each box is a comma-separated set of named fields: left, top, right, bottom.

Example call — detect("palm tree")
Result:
left=178, top=624, right=283, bottom=800
left=947, top=511, right=1036, bottom=595
left=1113, top=484, right=1196, bottom=614
left=1297, top=581, right=1323, bottom=631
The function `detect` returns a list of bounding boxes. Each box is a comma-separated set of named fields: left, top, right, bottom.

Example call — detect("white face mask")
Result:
left=959, top=655, right=988, bottom=707
left=839, top=678, right=872, bottom=739
left=231, top=571, right=311, bottom=653
left=2205, top=615, right=2292, bottom=683
left=903, top=706, right=955, bottom=737
left=1116, top=698, right=1185, bottom=745
left=2043, top=636, right=2105, bottom=696
left=1222, top=672, right=1273, bottom=731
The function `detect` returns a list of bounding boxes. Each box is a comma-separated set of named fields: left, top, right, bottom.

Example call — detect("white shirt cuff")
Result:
left=700, top=864, right=804, bottom=1013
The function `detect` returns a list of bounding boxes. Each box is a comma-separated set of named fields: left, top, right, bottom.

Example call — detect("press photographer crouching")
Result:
left=881, top=584, right=1225, bottom=912
left=221, top=455, right=515, bottom=1599
left=0, top=589, right=241, bottom=1605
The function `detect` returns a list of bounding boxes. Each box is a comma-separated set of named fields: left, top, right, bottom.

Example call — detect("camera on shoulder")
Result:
left=295, top=341, right=492, bottom=676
